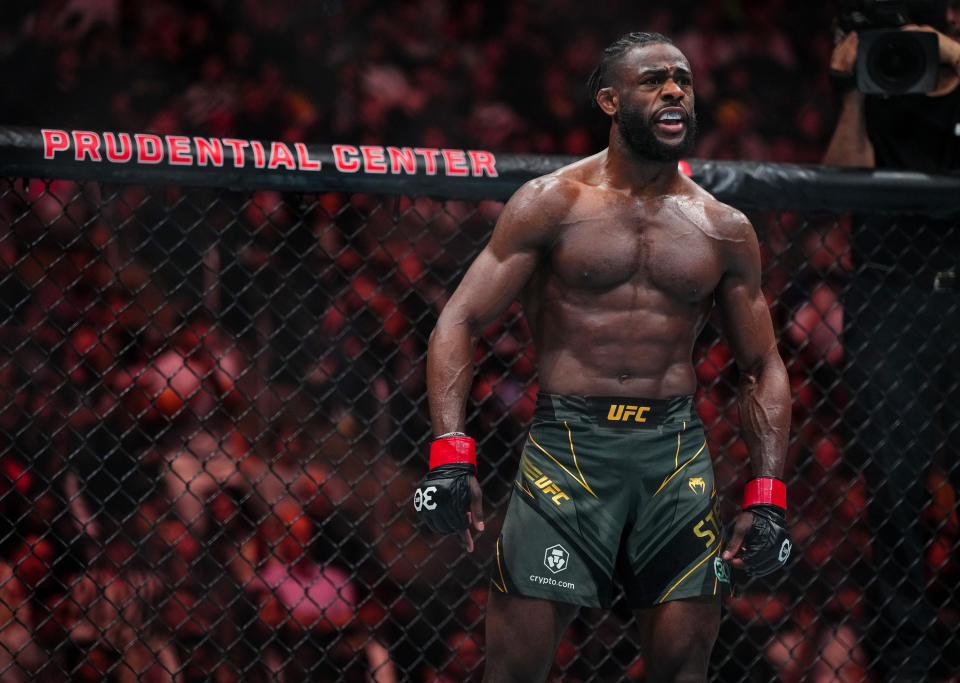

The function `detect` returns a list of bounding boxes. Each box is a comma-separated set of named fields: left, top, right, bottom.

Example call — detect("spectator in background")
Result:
left=822, top=3, right=960, bottom=678
left=2, top=1, right=840, bottom=158
left=695, top=97, right=770, bottom=160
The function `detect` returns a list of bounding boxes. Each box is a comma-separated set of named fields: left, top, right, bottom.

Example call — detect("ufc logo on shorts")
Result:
left=413, top=486, right=437, bottom=511
left=606, top=404, right=650, bottom=422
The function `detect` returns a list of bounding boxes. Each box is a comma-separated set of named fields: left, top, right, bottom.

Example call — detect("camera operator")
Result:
left=823, top=1, right=960, bottom=680
left=824, top=6, right=960, bottom=166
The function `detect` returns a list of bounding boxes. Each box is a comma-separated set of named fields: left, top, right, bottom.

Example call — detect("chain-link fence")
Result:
left=1, top=139, right=958, bottom=681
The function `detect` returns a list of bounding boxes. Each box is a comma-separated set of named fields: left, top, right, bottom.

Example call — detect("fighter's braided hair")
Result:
left=587, top=32, right=675, bottom=107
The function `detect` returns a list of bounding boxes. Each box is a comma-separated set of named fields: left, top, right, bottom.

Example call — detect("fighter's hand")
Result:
left=413, top=434, right=484, bottom=552
left=723, top=504, right=791, bottom=577
left=462, top=473, right=484, bottom=552
left=722, top=477, right=791, bottom=577
left=721, top=509, right=755, bottom=569
left=830, top=30, right=859, bottom=75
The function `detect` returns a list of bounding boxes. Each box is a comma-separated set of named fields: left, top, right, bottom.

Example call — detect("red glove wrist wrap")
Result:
left=743, top=477, right=787, bottom=511
left=429, top=436, right=477, bottom=469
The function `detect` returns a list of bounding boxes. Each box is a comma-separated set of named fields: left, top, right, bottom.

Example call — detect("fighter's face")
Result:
left=611, top=43, right=698, bottom=161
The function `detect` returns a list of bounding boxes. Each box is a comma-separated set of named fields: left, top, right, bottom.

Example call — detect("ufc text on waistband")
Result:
left=586, top=397, right=675, bottom=428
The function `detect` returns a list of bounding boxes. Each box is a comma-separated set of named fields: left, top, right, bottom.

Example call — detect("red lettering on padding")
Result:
left=468, top=150, right=498, bottom=177
left=73, top=131, right=102, bottom=161
left=268, top=142, right=296, bottom=170
left=166, top=135, right=193, bottom=165
left=250, top=141, right=266, bottom=168
left=104, top=132, right=132, bottom=162
left=295, top=143, right=321, bottom=171
left=387, top=147, right=416, bottom=174
left=333, top=145, right=361, bottom=172
left=222, top=139, right=248, bottom=167
left=361, top=145, right=388, bottom=173
left=135, top=134, right=163, bottom=163
left=414, top=148, right=440, bottom=175
left=194, top=138, right=224, bottom=166
left=42, top=129, right=70, bottom=159
left=442, top=149, right=468, bottom=176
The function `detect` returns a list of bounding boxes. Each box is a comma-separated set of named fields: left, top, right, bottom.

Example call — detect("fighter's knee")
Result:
left=644, top=641, right=713, bottom=683
left=643, top=629, right=716, bottom=683
left=482, top=626, right=556, bottom=683
left=482, top=591, right=576, bottom=683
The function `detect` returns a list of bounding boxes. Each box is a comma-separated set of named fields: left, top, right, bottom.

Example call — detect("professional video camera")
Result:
left=835, top=0, right=947, bottom=94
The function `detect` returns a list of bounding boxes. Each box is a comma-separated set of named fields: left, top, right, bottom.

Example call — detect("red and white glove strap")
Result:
left=742, top=476, right=787, bottom=511
left=429, top=435, right=477, bottom=469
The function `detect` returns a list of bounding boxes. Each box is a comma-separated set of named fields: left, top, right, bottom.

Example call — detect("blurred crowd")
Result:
left=3, top=0, right=839, bottom=160
left=0, top=0, right=958, bottom=681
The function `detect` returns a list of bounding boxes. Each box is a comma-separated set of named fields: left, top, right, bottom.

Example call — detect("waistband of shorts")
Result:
left=534, top=393, right=696, bottom=428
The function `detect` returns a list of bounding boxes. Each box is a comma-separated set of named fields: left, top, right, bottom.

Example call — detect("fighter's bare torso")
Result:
left=518, top=151, right=751, bottom=398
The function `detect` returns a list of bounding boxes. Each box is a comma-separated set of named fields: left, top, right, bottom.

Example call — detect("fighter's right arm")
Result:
left=418, top=178, right=569, bottom=550
left=822, top=31, right=876, bottom=168
left=427, top=177, right=568, bottom=435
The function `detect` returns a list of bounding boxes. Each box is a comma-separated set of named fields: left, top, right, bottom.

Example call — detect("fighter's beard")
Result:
left=616, top=106, right=698, bottom=162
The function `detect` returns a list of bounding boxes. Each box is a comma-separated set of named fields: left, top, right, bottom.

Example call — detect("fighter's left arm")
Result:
left=714, top=211, right=792, bottom=575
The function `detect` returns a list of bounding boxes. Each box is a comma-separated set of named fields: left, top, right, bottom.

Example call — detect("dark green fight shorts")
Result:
left=491, top=393, right=733, bottom=608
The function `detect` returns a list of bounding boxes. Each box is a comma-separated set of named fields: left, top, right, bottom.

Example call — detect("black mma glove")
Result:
left=413, top=433, right=477, bottom=534
left=739, top=477, right=792, bottom=577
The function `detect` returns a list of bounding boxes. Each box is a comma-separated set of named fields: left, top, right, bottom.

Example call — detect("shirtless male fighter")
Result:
left=414, top=32, right=792, bottom=682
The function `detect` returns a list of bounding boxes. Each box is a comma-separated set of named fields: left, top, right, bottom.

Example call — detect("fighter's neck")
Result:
left=600, top=143, right=682, bottom=195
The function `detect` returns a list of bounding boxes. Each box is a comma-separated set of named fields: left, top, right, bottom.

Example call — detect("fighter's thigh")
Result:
left=483, top=588, right=578, bottom=683
left=634, top=596, right=721, bottom=683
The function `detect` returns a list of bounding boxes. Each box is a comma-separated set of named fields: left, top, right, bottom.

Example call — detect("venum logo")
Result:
left=688, top=477, right=706, bottom=495
left=544, top=544, right=570, bottom=574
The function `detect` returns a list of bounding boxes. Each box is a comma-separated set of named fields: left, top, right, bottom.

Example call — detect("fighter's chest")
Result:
left=549, top=215, right=724, bottom=300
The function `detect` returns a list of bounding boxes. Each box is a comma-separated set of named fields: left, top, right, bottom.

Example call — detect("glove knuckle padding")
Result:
left=741, top=503, right=791, bottom=577
left=414, top=463, right=474, bottom=534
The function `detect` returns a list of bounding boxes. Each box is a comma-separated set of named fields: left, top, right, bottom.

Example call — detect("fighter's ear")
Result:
left=596, top=86, right=618, bottom=116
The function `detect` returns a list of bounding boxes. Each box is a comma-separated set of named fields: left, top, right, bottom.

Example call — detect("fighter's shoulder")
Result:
left=684, top=179, right=755, bottom=244
left=502, top=163, right=592, bottom=225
